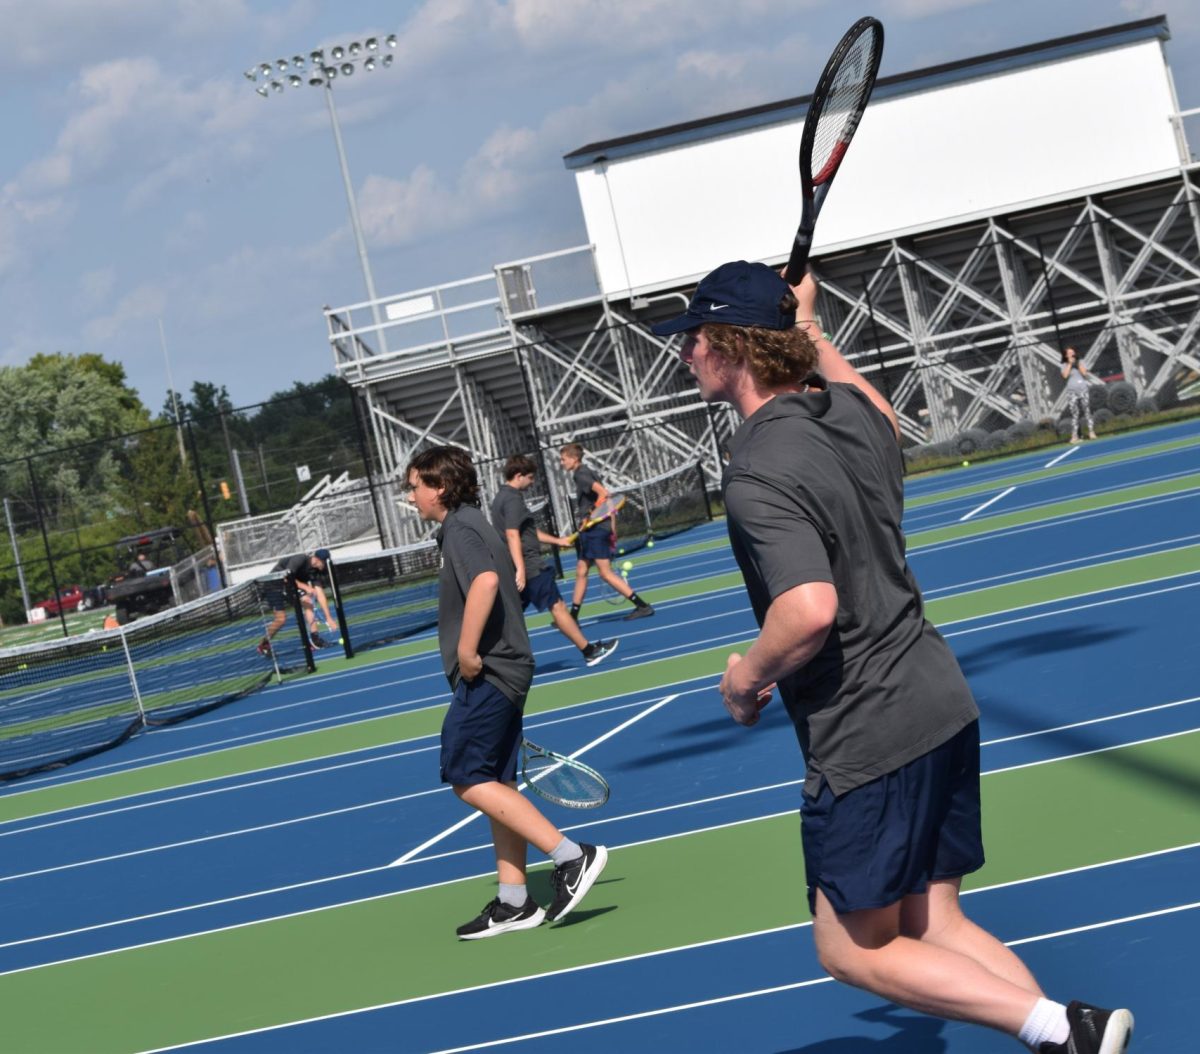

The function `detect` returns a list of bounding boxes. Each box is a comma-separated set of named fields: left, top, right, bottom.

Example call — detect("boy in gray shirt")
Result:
left=405, top=445, right=607, bottom=939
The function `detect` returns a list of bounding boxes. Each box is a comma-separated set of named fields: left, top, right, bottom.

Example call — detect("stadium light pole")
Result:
left=244, top=34, right=398, bottom=350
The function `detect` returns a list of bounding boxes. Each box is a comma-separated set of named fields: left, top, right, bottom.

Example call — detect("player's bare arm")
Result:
left=719, top=581, right=838, bottom=725
left=789, top=272, right=900, bottom=440
left=503, top=527, right=527, bottom=591
left=458, top=570, right=499, bottom=680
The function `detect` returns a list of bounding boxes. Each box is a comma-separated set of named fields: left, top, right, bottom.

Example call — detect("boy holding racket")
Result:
left=256, top=549, right=335, bottom=655
left=558, top=443, right=654, bottom=622
left=406, top=445, right=607, bottom=939
left=653, top=261, right=1132, bottom=1053
left=492, top=454, right=618, bottom=667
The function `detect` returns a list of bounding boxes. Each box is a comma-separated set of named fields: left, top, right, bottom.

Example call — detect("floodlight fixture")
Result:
left=349, top=41, right=361, bottom=56
left=288, top=74, right=302, bottom=87
left=276, top=58, right=289, bottom=71
left=340, top=62, right=354, bottom=76
left=382, top=54, right=393, bottom=67
left=364, top=56, right=376, bottom=71
left=310, top=48, right=324, bottom=65
left=292, top=54, right=305, bottom=68
left=386, top=34, right=397, bottom=47
left=366, top=37, right=378, bottom=50
left=255, top=85, right=268, bottom=97
left=308, top=72, right=324, bottom=86
left=244, top=68, right=257, bottom=81
left=323, top=65, right=337, bottom=80
left=331, top=45, right=344, bottom=59
left=259, top=62, right=272, bottom=76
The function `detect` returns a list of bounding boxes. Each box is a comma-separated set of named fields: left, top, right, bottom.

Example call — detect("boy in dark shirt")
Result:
left=406, top=445, right=608, bottom=939
left=558, top=443, right=654, bottom=622
left=256, top=549, right=335, bottom=655
left=491, top=454, right=617, bottom=667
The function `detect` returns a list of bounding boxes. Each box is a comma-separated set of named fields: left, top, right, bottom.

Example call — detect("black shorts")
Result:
left=440, top=678, right=524, bottom=786
left=800, top=720, right=984, bottom=914
left=261, top=579, right=296, bottom=613
left=576, top=523, right=614, bottom=561
left=520, top=566, right=562, bottom=613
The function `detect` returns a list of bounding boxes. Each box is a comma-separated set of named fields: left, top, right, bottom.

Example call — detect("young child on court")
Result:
left=406, top=444, right=608, bottom=939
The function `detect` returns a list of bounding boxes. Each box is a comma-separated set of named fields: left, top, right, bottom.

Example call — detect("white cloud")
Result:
left=878, top=0, right=991, bottom=18
left=78, top=267, right=117, bottom=311
left=83, top=283, right=167, bottom=343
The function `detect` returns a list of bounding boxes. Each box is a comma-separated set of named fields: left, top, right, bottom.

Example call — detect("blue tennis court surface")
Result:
left=1, top=420, right=1198, bottom=1052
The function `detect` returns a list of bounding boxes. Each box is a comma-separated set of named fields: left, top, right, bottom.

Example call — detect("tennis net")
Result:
left=609, top=460, right=712, bottom=554
left=0, top=578, right=298, bottom=781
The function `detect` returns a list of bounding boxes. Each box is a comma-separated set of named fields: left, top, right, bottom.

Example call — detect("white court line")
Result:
left=421, top=901, right=1200, bottom=1054
left=1044, top=445, right=1082, bottom=469
left=6, top=725, right=1200, bottom=975
left=959, top=486, right=1016, bottom=522
left=134, top=847, right=1200, bottom=1054
left=389, top=693, right=680, bottom=866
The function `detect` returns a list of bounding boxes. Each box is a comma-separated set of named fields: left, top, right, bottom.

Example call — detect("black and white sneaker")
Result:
left=623, top=604, right=654, bottom=621
left=255, top=640, right=272, bottom=657
left=1039, top=1001, right=1134, bottom=1054
left=545, top=843, right=608, bottom=923
left=584, top=639, right=619, bottom=667
left=455, top=896, right=545, bottom=940
left=309, top=632, right=327, bottom=649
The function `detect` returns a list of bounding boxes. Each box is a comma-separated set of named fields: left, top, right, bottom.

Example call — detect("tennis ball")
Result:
left=18, top=663, right=27, bottom=670
left=961, top=460, right=970, bottom=467
left=646, top=539, right=655, bottom=548
left=621, top=560, right=633, bottom=572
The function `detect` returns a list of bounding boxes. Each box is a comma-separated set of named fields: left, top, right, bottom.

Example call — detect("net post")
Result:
left=288, top=573, right=317, bottom=673
left=696, top=460, right=713, bottom=521
left=325, top=555, right=355, bottom=659
left=117, top=626, right=147, bottom=727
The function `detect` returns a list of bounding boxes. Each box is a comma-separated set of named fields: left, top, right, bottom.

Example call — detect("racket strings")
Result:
left=523, top=753, right=608, bottom=807
left=811, top=31, right=879, bottom=180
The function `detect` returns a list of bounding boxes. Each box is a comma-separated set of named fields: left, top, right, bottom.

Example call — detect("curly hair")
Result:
left=701, top=318, right=819, bottom=389
left=406, top=445, right=480, bottom=511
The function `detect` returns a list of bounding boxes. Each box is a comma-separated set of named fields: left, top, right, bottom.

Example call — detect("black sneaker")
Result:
left=1039, top=1002, right=1134, bottom=1054
left=623, top=604, right=654, bottom=621
left=545, top=843, right=608, bottom=922
left=584, top=639, right=619, bottom=667
left=455, top=896, right=545, bottom=940
left=309, top=633, right=327, bottom=649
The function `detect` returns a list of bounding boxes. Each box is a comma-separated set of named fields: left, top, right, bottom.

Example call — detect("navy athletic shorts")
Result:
left=800, top=719, right=984, bottom=914
left=440, top=677, right=523, bottom=787
left=520, top=566, right=562, bottom=613
left=576, top=523, right=614, bottom=561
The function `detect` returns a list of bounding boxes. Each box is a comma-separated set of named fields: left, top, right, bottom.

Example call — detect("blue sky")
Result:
left=2, top=0, right=1197, bottom=411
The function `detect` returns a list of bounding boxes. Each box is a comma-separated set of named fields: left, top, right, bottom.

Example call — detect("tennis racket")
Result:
left=783, top=16, right=884, bottom=285
left=563, top=495, right=627, bottom=545
left=520, top=738, right=610, bottom=808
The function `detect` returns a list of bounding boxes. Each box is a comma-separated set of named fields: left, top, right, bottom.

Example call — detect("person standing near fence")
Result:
left=651, top=260, right=1133, bottom=1054
left=491, top=455, right=618, bottom=667
left=1061, top=347, right=1097, bottom=444
left=558, top=443, right=654, bottom=622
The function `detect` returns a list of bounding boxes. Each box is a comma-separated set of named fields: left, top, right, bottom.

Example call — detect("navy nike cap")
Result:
left=650, top=260, right=795, bottom=336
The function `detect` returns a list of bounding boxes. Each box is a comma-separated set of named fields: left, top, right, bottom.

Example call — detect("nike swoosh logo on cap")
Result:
left=710, top=303, right=729, bottom=311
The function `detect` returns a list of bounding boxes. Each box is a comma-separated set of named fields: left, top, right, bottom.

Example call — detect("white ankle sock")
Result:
left=1018, top=998, right=1069, bottom=1050
left=550, top=836, right=582, bottom=866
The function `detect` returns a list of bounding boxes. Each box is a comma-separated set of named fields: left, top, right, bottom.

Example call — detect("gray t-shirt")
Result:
left=436, top=505, right=535, bottom=705
left=1064, top=363, right=1089, bottom=393
left=572, top=465, right=602, bottom=522
left=722, top=378, right=978, bottom=797
left=490, top=485, right=550, bottom=574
